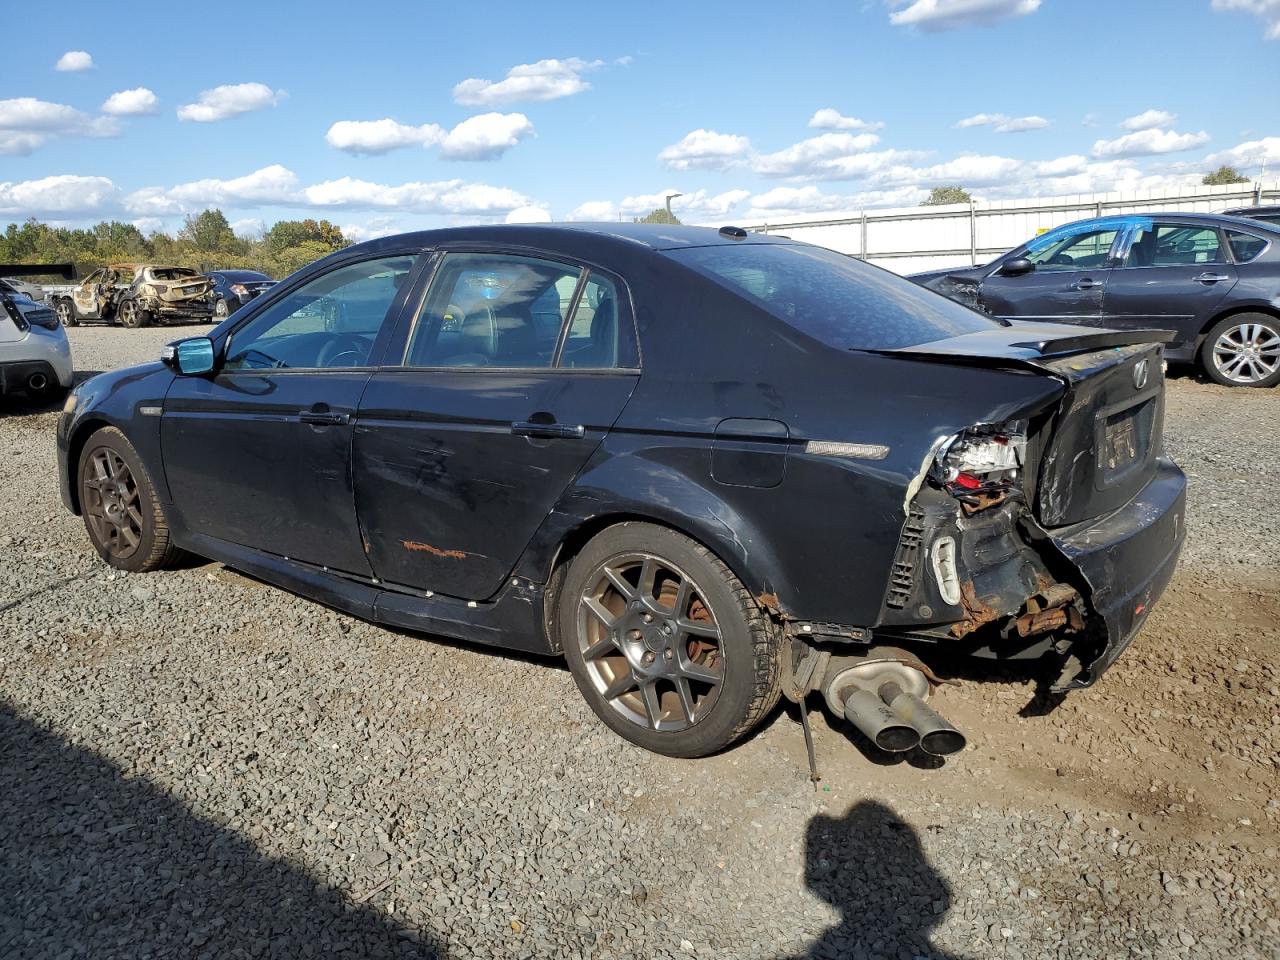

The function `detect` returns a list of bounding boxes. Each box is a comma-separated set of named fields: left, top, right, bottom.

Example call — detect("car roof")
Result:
left=1068, top=211, right=1278, bottom=229
left=209, top=268, right=271, bottom=278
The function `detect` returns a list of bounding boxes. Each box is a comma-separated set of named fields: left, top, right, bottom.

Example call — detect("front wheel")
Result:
left=559, top=522, right=782, bottom=758
left=213, top=297, right=230, bottom=320
left=78, top=426, right=185, bottom=572
left=55, top=300, right=77, bottom=327
left=117, top=299, right=150, bottom=329
left=1200, top=313, right=1280, bottom=387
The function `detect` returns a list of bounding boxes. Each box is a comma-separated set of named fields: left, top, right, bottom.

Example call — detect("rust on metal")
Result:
left=756, top=591, right=783, bottom=616
left=949, top=581, right=1000, bottom=639
left=401, top=540, right=468, bottom=559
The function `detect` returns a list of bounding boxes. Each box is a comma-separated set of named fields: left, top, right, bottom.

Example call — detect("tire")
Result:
left=1199, top=313, right=1280, bottom=388
left=559, top=521, right=782, bottom=758
left=55, top=300, right=77, bottom=327
left=117, top=299, right=150, bottom=329
left=213, top=297, right=230, bottom=320
left=77, top=426, right=186, bottom=573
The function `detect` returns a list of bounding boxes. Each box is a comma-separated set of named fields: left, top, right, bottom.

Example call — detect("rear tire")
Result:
left=559, top=522, right=782, bottom=758
left=117, top=299, right=150, bottom=329
left=55, top=300, right=77, bottom=327
left=213, top=297, right=230, bottom=320
left=1200, top=313, right=1280, bottom=387
left=78, top=426, right=186, bottom=572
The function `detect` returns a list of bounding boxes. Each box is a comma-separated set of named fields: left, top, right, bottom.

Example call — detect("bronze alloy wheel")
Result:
left=81, top=446, right=145, bottom=560
left=576, top=552, right=726, bottom=732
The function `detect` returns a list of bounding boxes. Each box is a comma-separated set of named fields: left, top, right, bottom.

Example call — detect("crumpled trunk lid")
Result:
left=162, top=278, right=212, bottom=302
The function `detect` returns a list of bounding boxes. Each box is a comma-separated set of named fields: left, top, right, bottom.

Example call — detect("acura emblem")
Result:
left=1133, top=359, right=1149, bottom=389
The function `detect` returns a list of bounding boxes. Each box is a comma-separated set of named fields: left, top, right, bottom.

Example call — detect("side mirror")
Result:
left=997, top=257, right=1035, bottom=278
left=162, top=337, right=216, bottom=376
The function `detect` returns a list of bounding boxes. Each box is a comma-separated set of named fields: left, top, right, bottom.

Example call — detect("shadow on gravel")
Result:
left=787, top=800, right=964, bottom=960
left=0, top=701, right=449, bottom=960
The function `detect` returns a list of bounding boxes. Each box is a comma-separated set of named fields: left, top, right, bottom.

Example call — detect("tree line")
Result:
left=0, top=209, right=350, bottom=280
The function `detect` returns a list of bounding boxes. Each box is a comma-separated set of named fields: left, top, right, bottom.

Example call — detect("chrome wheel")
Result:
left=1212, top=321, right=1280, bottom=384
left=82, top=447, right=144, bottom=559
left=214, top=298, right=229, bottom=319
left=55, top=301, right=73, bottom=326
left=576, top=553, right=725, bottom=732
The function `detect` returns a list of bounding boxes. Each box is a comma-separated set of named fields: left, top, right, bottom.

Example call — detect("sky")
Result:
left=3, top=0, right=1279, bottom=241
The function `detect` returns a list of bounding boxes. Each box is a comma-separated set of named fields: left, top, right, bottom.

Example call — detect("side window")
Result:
left=1024, top=228, right=1119, bottom=271
left=1126, top=224, right=1224, bottom=267
left=559, top=273, right=631, bottom=369
left=225, top=254, right=415, bottom=370
left=1226, top=230, right=1268, bottom=264
left=405, top=253, right=582, bottom=368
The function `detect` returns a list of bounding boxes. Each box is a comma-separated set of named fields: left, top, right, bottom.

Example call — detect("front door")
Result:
left=980, top=222, right=1122, bottom=324
left=161, top=253, right=420, bottom=574
left=353, top=251, right=640, bottom=599
left=71, top=269, right=108, bottom=319
left=1102, top=220, right=1237, bottom=348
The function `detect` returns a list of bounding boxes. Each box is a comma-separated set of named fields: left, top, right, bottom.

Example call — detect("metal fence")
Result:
left=740, top=181, right=1280, bottom=275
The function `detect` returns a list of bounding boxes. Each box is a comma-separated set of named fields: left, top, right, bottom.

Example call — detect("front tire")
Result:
left=559, top=522, right=782, bottom=758
left=1200, top=313, right=1280, bottom=387
left=213, top=297, right=230, bottom=320
left=78, top=427, right=186, bottom=572
left=55, top=300, right=77, bottom=327
left=117, top=299, right=150, bottom=329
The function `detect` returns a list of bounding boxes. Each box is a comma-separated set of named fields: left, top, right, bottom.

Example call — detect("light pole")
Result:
left=664, top=192, right=683, bottom=221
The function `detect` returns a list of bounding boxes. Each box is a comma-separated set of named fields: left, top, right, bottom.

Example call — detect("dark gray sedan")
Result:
left=911, top=213, right=1280, bottom=387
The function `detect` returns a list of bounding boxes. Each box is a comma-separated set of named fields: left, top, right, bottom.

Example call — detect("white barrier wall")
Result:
left=710, top=181, right=1279, bottom=275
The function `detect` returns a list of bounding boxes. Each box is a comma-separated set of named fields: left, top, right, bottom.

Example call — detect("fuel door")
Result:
left=711, top=418, right=790, bottom=488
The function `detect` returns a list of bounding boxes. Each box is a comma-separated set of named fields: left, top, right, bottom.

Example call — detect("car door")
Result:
left=353, top=250, right=641, bottom=600
left=71, top=269, right=105, bottom=318
left=161, top=252, right=421, bottom=574
left=978, top=222, right=1122, bottom=324
left=1101, top=220, right=1238, bottom=345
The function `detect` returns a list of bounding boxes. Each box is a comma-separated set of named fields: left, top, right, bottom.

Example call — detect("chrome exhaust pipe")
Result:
left=26, top=372, right=48, bottom=392
left=841, top=686, right=920, bottom=752
left=878, top=680, right=967, bottom=757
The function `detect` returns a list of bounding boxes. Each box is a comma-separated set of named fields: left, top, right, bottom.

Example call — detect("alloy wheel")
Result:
left=56, top=302, right=73, bottom=326
left=1212, top=321, right=1280, bottom=384
left=576, top=552, right=725, bottom=732
left=82, top=447, right=144, bottom=559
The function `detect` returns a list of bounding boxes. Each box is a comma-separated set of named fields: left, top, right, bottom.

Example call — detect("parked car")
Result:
left=49, top=264, right=215, bottom=328
left=1, top=277, right=46, bottom=301
left=1, top=270, right=74, bottom=402
left=1224, top=204, right=1280, bottom=227
left=57, top=224, right=1185, bottom=760
left=911, top=213, right=1280, bottom=387
left=207, top=269, right=277, bottom=320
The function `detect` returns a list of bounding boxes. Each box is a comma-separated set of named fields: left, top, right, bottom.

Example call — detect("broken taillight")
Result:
left=931, top=421, right=1027, bottom=496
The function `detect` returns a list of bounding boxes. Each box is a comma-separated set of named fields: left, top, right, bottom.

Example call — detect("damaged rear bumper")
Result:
left=1046, top=455, right=1186, bottom=689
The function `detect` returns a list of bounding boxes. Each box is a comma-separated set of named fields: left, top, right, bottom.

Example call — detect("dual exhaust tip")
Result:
left=826, top=663, right=967, bottom=757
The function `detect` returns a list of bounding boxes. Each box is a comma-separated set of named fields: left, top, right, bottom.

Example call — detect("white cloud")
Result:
left=302, top=177, right=531, bottom=214
left=102, top=87, right=159, bottom=116
left=751, top=132, right=884, bottom=178
left=1203, top=136, right=1280, bottom=171
left=567, top=200, right=618, bottom=221
left=326, top=118, right=445, bottom=155
left=440, top=112, right=535, bottom=160
left=1029, top=154, right=1088, bottom=177
left=131, top=217, right=166, bottom=234
left=230, top=218, right=264, bottom=239
left=0, top=175, right=117, bottom=216
left=125, top=165, right=300, bottom=215
left=895, top=153, right=1023, bottom=185
left=808, top=109, right=883, bottom=132
left=1211, top=0, right=1280, bottom=39
left=0, top=97, right=118, bottom=154
left=453, top=57, right=602, bottom=106
left=341, top=218, right=401, bottom=243
left=1091, top=128, right=1211, bottom=158
left=55, top=50, right=93, bottom=72
left=567, top=188, right=750, bottom=223
left=745, top=184, right=927, bottom=219
left=177, top=83, right=283, bottom=122
left=505, top=205, right=553, bottom=223
left=955, top=112, right=1049, bottom=132
left=1120, top=109, right=1176, bottom=131
left=888, top=0, right=1040, bottom=31
left=658, top=129, right=752, bottom=171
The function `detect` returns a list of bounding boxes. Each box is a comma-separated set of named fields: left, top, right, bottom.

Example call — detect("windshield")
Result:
left=151, top=267, right=200, bottom=281
left=665, top=243, right=999, bottom=350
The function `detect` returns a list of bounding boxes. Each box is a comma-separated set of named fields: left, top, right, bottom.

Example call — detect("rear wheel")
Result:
left=213, top=297, right=230, bottom=320
left=117, top=299, right=150, bottom=329
left=55, top=300, right=77, bottom=327
left=78, top=426, right=185, bottom=572
left=1200, top=313, right=1280, bottom=387
left=559, top=522, right=782, bottom=758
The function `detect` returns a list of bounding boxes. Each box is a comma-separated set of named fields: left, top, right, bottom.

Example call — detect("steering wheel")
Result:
left=1048, top=252, right=1074, bottom=266
left=317, top=333, right=370, bottom=368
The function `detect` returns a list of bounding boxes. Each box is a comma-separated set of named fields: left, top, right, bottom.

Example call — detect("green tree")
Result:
left=921, top=186, right=972, bottom=206
left=268, top=239, right=337, bottom=278
left=179, top=208, right=237, bottom=253
left=264, top=218, right=348, bottom=255
left=635, top=207, right=681, bottom=225
left=1202, top=165, right=1249, bottom=186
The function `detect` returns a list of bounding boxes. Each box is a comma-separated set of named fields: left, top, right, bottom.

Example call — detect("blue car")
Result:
left=206, top=269, right=276, bottom=320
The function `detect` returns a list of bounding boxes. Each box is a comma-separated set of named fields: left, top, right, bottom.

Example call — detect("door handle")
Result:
left=1072, top=278, right=1102, bottom=290
left=511, top=420, right=585, bottom=439
left=1194, top=273, right=1230, bottom=283
left=299, top=410, right=350, bottom=426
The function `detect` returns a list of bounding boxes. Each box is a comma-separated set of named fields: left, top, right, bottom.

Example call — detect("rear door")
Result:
left=353, top=250, right=640, bottom=599
left=1102, top=220, right=1237, bottom=347
left=979, top=222, right=1122, bottom=324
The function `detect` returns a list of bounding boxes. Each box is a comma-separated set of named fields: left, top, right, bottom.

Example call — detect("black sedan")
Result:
left=911, top=213, right=1280, bottom=387
left=207, top=269, right=276, bottom=320
left=57, top=224, right=1185, bottom=760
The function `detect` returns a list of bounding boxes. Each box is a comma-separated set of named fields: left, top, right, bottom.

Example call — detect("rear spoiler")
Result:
left=1006, top=328, right=1173, bottom=357
left=0, top=263, right=76, bottom=280
left=870, top=325, right=1174, bottom=365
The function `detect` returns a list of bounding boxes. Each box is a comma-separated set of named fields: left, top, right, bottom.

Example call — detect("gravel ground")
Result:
left=1, top=327, right=1276, bottom=960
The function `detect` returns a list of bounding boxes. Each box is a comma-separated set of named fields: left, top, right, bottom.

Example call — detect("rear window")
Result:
left=1226, top=230, right=1269, bottom=264
left=665, top=243, right=998, bottom=350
